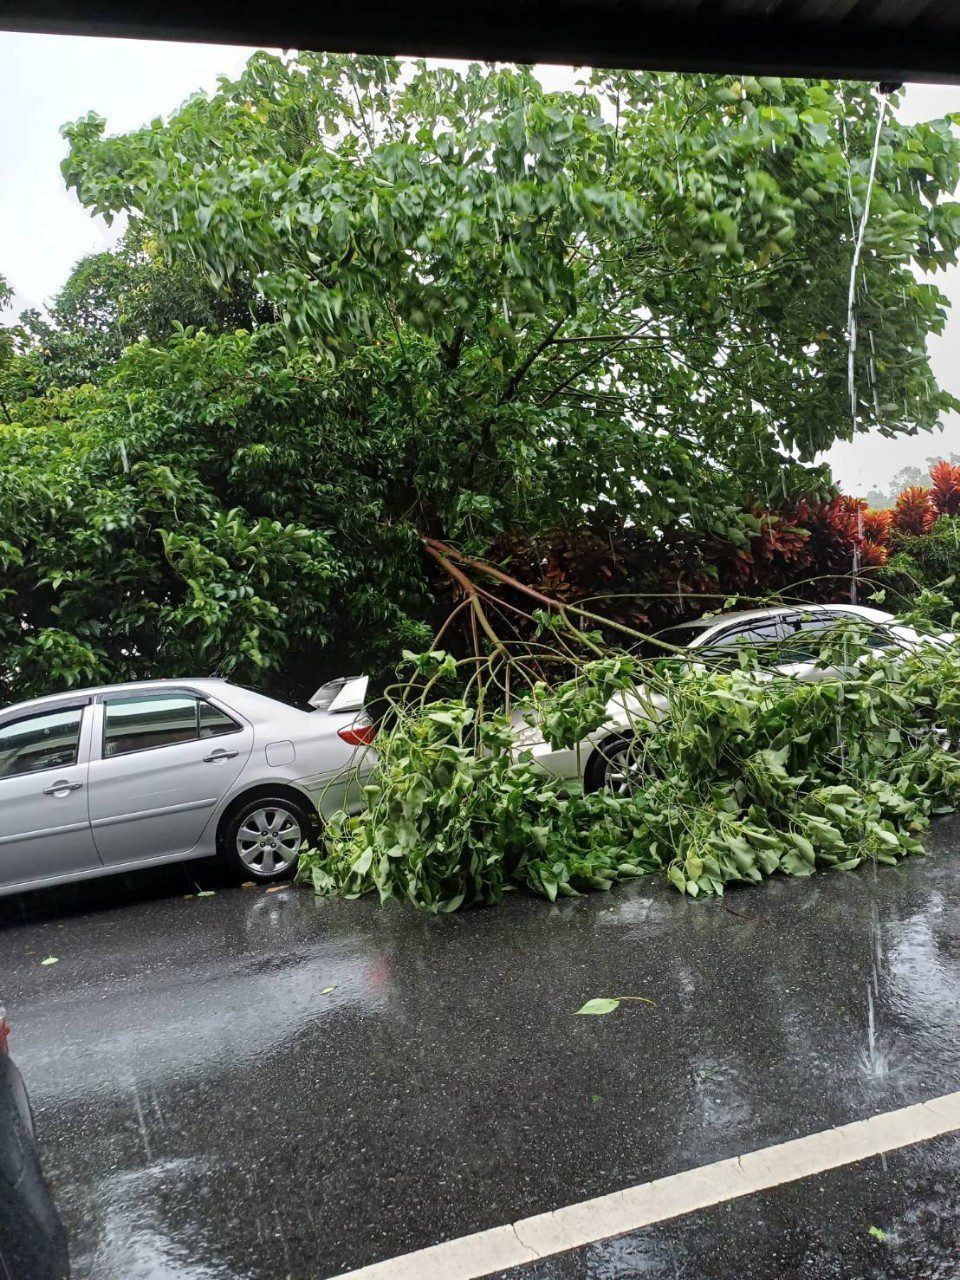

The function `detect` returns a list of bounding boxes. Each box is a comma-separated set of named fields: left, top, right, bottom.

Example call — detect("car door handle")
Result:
left=203, top=748, right=240, bottom=763
left=43, top=781, right=83, bottom=796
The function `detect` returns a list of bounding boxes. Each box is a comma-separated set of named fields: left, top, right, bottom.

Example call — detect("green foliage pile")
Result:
left=301, top=627, right=960, bottom=908
left=308, top=700, right=656, bottom=910
left=628, top=638, right=960, bottom=896
left=3, top=57, right=960, bottom=701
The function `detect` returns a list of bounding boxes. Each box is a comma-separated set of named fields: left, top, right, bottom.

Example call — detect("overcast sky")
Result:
left=1, top=32, right=959, bottom=495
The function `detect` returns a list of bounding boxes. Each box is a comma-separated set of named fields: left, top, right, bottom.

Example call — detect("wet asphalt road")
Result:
left=494, top=1133, right=960, bottom=1280
left=0, top=822, right=958, bottom=1280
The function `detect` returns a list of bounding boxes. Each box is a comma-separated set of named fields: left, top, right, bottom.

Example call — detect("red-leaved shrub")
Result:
left=858, top=540, right=888, bottom=568
left=929, top=460, right=960, bottom=516
left=861, top=508, right=893, bottom=543
left=893, top=486, right=936, bottom=536
left=488, top=472, right=944, bottom=647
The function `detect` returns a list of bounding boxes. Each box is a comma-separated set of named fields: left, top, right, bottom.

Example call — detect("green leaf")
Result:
left=353, top=847, right=374, bottom=877
left=791, top=833, right=816, bottom=865
left=574, top=998, right=620, bottom=1016
left=667, top=864, right=687, bottom=893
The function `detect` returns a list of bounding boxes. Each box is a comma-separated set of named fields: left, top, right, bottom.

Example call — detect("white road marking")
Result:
left=328, top=1090, right=960, bottom=1280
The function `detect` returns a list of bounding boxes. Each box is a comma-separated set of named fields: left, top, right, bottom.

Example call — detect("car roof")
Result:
left=693, top=603, right=894, bottom=628
left=818, top=603, right=895, bottom=623
left=0, top=678, right=235, bottom=722
left=677, top=602, right=896, bottom=647
left=696, top=608, right=780, bottom=626
left=675, top=605, right=800, bottom=632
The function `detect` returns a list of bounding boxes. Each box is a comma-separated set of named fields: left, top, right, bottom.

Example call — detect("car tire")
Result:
left=583, top=733, right=649, bottom=796
left=218, top=795, right=316, bottom=883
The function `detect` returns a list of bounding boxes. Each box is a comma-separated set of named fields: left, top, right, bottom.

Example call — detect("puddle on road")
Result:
left=62, top=1158, right=258, bottom=1280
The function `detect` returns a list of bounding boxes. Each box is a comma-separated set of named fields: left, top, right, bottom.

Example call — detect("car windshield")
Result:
left=632, top=622, right=715, bottom=658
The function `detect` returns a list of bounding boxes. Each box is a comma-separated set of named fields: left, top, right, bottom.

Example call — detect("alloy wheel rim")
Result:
left=605, top=743, right=646, bottom=796
left=236, top=806, right=303, bottom=875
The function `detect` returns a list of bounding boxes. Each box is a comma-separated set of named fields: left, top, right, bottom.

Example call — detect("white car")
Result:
left=514, top=604, right=952, bottom=793
left=0, top=676, right=375, bottom=897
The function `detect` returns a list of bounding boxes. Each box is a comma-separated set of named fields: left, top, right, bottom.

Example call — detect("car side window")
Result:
left=199, top=700, right=242, bottom=739
left=103, top=694, right=200, bottom=758
left=860, top=625, right=901, bottom=651
left=785, top=614, right=902, bottom=661
left=103, top=693, right=243, bottom=757
left=779, top=614, right=837, bottom=662
left=832, top=622, right=905, bottom=654
left=0, top=707, right=84, bottom=779
left=703, top=618, right=784, bottom=662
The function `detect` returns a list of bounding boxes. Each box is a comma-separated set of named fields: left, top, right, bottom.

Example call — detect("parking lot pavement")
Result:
left=0, top=820, right=958, bottom=1280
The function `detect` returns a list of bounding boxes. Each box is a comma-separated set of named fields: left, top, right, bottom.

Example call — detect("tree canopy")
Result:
left=2, top=56, right=959, bottom=699
left=9, top=224, right=275, bottom=395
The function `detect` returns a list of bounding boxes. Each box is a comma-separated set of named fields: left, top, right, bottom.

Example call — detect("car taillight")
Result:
left=338, top=724, right=376, bottom=747
left=0, top=1011, right=9, bottom=1055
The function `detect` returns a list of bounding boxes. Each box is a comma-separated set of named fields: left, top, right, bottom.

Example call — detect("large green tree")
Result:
left=63, top=60, right=960, bottom=504
left=0, top=328, right=433, bottom=701
left=2, top=57, right=959, bottom=699
left=12, top=224, right=275, bottom=393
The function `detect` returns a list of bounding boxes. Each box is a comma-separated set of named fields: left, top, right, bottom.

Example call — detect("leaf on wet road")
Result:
left=574, top=995, right=656, bottom=1016
left=40, top=956, right=58, bottom=966
left=321, top=986, right=336, bottom=995
left=868, top=1226, right=887, bottom=1242
left=574, top=998, right=619, bottom=1016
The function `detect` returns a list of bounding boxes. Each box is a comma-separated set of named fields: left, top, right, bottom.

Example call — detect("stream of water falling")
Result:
left=846, top=95, right=889, bottom=431
left=841, top=90, right=906, bottom=1101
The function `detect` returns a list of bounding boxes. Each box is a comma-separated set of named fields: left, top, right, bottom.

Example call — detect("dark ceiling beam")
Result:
left=1, top=1, right=959, bottom=83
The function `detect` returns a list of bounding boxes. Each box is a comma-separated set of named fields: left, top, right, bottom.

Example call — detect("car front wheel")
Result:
left=219, top=796, right=314, bottom=883
left=584, top=733, right=650, bottom=796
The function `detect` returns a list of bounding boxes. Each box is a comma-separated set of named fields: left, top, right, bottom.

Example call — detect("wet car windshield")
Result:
left=632, top=622, right=715, bottom=658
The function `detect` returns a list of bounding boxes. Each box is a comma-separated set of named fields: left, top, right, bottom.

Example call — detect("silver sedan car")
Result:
left=515, top=603, right=952, bottom=793
left=0, top=676, right=375, bottom=897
